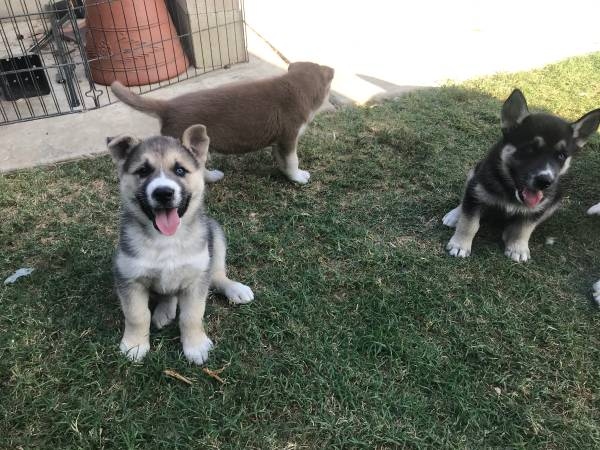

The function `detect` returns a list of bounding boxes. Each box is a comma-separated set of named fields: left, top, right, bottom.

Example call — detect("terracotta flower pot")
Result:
left=85, top=0, right=189, bottom=86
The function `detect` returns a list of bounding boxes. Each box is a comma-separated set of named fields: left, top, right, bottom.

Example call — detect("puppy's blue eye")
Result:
left=174, top=164, right=187, bottom=177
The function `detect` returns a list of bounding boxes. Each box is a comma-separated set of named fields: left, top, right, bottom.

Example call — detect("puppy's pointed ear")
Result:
left=501, top=89, right=529, bottom=132
left=572, top=109, right=600, bottom=148
left=182, top=124, right=210, bottom=165
left=107, top=135, right=140, bottom=163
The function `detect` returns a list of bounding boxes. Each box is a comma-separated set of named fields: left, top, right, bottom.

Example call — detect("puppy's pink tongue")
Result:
left=154, top=208, right=180, bottom=236
left=522, top=188, right=543, bottom=208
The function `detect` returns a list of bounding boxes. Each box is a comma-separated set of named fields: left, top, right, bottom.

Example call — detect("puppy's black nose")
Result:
left=533, top=174, right=554, bottom=190
left=152, top=186, right=174, bottom=203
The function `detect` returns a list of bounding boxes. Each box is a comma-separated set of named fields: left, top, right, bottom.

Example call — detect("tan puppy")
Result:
left=111, top=62, right=335, bottom=184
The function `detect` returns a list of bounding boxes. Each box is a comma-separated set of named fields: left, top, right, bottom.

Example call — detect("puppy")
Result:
left=443, top=89, right=600, bottom=261
left=587, top=203, right=600, bottom=303
left=109, top=124, right=254, bottom=365
left=110, top=62, right=335, bottom=185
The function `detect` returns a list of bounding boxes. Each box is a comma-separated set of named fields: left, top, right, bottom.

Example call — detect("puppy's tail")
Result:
left=110, top=81, right=167, bottom=118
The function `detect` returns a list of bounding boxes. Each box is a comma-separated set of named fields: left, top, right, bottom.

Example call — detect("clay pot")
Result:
left=85, top=0, right=189, bottom=86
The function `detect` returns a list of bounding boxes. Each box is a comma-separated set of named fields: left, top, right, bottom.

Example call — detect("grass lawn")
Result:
left=2, top=53, right=600, bottom=448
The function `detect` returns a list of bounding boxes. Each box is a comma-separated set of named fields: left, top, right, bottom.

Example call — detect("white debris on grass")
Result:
left=4, top=268, right=34, bottom=285
left=545, top=237, right=556, bottom=245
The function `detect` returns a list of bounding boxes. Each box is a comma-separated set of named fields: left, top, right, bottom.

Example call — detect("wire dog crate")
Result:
left=0, top=0, right=248, bottom=125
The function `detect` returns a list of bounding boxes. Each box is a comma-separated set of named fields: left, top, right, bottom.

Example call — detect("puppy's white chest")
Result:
left=153, top=247, right=209, bottom=293
left=118, top=241, right=210, bottom=293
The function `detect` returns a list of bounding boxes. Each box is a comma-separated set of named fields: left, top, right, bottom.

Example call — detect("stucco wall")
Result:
left=0, top=0, right=41, bottom=19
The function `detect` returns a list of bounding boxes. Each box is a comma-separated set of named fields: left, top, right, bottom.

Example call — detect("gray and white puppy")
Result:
left=587, top=202, right=600, bottom=303
left=443, top=89, right=600, bottom=262
left=108, top=124, right=254, bottom=365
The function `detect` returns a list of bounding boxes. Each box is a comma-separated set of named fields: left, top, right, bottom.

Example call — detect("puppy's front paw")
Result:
left=286, top=169, right=311, bottom=184
left=504, top=242, right=530, bottom=262
left=120, top=339, right=150, bottom=362
left=152, top=300, right=177, bottom=329
left=442, top=206, right=461, bottom=228
left=223, top=281, right=254, bottom=304
left=593, top=279, right=600, bottom=305
left=446, top=237, right=471, bottom=258
left=183, top=334, right=214, bottom=365
left=205, top=169, right=225, bottom=183
left=587, top=202, right=600, bottom=216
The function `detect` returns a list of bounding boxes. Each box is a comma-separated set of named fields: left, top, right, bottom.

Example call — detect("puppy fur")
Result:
left=109, top=125, right=253, bottom=365
left=111, top=61, right=335, bottom=184
left=587, top=203, right=600, bottom=303
left=443, top=89, right=600, bottom=262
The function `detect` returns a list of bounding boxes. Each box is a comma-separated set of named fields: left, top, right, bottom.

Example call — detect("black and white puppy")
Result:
left=443, top=89, right=600, bottom=261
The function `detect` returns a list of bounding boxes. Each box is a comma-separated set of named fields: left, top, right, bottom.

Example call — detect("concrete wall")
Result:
left=0, top=0, right=41, bottom=19
left=244, top=0, right=600, bottom=87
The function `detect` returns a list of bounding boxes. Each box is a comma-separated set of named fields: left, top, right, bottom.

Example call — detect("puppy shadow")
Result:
left=439, top=205, right=519, bottom=255
left=209, top=148, right=307, bottom=185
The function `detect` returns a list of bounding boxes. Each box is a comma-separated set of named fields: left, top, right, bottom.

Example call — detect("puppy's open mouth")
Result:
left=153, top=208, right=180, bottom=236
left=136, top=190, right=191, bottom=236
left=516, top=188, right=544, bottom=208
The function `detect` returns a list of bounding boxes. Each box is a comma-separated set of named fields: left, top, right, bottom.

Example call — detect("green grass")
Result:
left=2, top=53, right=600, bottom=448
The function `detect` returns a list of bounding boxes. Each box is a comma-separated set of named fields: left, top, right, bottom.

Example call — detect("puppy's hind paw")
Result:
left=446, top=239, right=471, bottom=258
left=504, top=242, right=530, bottom=262
left=587, top=202, right=600, bottom=216
left=442, top=206, right=461, bottom=228
left=152, top=300, right=177, bottom=329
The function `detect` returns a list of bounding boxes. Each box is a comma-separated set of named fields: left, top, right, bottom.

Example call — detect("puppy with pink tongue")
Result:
left=443, top=88, right=600, bottom=262
left=109, top=124, right=254, bottom=366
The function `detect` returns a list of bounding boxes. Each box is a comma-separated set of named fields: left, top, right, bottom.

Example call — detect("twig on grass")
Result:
left=202, top=364, right=229, bottom=384
left=164, top=369, right=193, bottom=385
